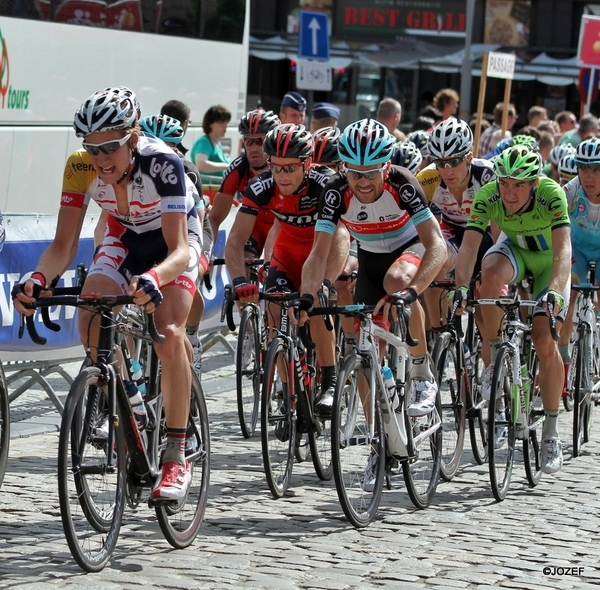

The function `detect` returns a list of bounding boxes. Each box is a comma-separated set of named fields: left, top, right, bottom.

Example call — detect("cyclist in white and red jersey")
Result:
left=12, top=87, right=201, bottom=501
left=300, top=118, right=446, bottom=417
left=417, top=117, right=496, bottom=362
left=210, top=109, right=280, bottom=259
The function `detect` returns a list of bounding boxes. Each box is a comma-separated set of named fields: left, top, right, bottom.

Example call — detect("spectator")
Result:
left=376, top=97, right=406, bottom=141
left=558, top=113, right=599, bottom=147
left=279, top=91, right=307, bottom=125
left=161, top=99, right=192, bottom=155
left=190, top=104, right=232, bottom=180
left=554, top=110, right=577, bottom=136
left=527, top=105, right=548, bottom=128
left=433, top=88, right=459, bottom=121
left=537, top=130, right=556, bottom=163
left=478, top=101, right=517, bottom=156
left=469, top=116, right=490, bottom=139
left=310, top=102, right=340, bottom=133
left=413, top=116, right=435, bottom=132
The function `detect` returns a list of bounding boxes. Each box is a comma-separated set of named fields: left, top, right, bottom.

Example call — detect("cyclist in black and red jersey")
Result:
left=225, top=124, right=348, bottom=415
left=210, top=109, right=280, bottom=259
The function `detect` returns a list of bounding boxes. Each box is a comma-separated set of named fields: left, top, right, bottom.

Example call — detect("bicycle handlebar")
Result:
left=19, top=288, right=166, bottom=345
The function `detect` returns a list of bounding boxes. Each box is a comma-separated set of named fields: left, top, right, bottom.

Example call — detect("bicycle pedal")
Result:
left=148, top=496, right=180, bottom=508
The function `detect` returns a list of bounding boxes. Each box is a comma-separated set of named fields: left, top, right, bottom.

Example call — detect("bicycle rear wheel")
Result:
left=58, top=366, right=126, bottom=572
left=432, top=332, right=465, bottom=481
left=0, top=365, right=9, bottom=489
left=155, top=369, right=210, bottom=548
left=236, top=305, right=261, bottom=438
left=402, top=373, right=443, bottom=509
left=261, top=338, right=296, bottom=498
left=487, top=346, right=516, bottom=502
left=467, top=327, right=488, bottom=464
left=573, top=326, right=591, bottom=457
left=524, top=350, right=543, bottom=487
left=332, top=355, right=385, bottom=528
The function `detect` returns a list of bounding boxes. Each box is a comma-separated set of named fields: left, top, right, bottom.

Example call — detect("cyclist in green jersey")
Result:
left=454, top=145, right=571, bottom=474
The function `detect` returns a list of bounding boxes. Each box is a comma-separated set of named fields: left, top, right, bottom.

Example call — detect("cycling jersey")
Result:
left=417, top=158, right=495, bottom=227
left=240, top=165, right=333, bottom=290
left=315, top=165, right=433, bottom=254
left=467, top=177, right=569, bottom=251
left=61, top=135, right=202, bottom=292
left=220, top=154, right=275, bottom=256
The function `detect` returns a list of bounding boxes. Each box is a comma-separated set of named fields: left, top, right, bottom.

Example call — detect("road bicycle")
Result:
left=223, top=287, right=333, bottom=498
left=568, top=263, right=600, bottom=457
left=311, top=301, right=442, bottom=527
left=0, top=363, right=8, bottom=489
left=429, top=280, right=488, bottom=481
left=20, top=290, right=210, bottom=572
left=475, top=296, right=552, bottom=501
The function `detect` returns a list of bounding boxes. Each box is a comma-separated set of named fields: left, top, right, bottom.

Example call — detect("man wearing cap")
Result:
left=279, top=91, right=307, bottom=125
left=310, top=102, right=341, bottom=133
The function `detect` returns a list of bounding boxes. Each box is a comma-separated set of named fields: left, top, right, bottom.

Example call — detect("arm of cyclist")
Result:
left=262, top=218, right=280, bottom=263
left=12, top=205, right=87, bottom=315
left=224, top=210, right=259, bottom=304
left=541, top=225, right=572, bottom=316
left=208, top=191, right=235, bottom=239
left=128, top=211, right=190, bottom=313
left=453, top=228, right=484, bottom=313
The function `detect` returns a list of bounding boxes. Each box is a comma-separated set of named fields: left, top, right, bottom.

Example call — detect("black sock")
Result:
left=321, top=365, right=337, bottom=391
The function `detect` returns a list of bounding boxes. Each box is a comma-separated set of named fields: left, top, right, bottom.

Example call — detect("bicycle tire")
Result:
left=432, top=332, right=466, bottom=481
left=155, top=369, right=210, bottom=548
left=487, top=346, right=516, bottom=502
left=523, top=350, right=543, bottom=487
left=402, top=368, right=443, bottom=509
left=332, top=354, right=385, bottom=528
left=58, top=366, right=126, bottom=572
left=0, top=365, right=9, bottom=489
left=261, top=338, right=296, bottom=498
left=573, top=326, right=590, bottom=457
left=295, top=432, right=311, bottom=463
left=236, top=305, right=261, bottom=438
left=467, top=328, right=488, bottom=465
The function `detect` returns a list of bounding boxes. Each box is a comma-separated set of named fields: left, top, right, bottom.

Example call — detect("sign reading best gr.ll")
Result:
left=487, top=51, right=516, bottom=79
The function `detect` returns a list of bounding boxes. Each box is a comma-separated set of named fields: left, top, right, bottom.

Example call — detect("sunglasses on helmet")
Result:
left=82, top=134, right=131, bottom=156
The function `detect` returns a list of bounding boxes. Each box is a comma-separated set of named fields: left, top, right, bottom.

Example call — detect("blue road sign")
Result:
left=298, top=10, right=329, bottom=61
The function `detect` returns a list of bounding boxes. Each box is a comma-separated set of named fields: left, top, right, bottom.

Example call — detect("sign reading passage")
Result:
left=487, top=51, right=516, bottom=79
left=298, top=10, right=330, bottom=61
left=578, top=15, right=600, bottom=67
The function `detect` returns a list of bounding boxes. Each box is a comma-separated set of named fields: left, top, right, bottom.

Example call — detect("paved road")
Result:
left=1, top=338, right=599, bottom=589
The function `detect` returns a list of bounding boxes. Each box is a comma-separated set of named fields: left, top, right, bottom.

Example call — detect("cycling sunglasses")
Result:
left=576, top=162, right=600, bottom=172
left=433, top=153, right=469, bottom=169
left=267, top=160, right=305, bottom=174
left=82, top=134, right=131, bottom=156
left=342, top=165, right=386, bottom=180
left=243, top=136, right=264, bottom=147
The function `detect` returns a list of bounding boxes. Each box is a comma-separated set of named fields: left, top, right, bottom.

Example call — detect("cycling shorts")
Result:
left=441, top=222, right=494, bottom=276
left=265, top=237, right=313, bottom=293
left=571, top=242, right=600, bottom=285
left=354, top=238, right=425, bottom=305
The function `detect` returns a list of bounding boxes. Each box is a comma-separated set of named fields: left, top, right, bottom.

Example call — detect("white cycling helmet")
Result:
left=74, top=87, right=138, bottom=137
left=428, top=117, right=473, bottom=159
left=548, top=143, right=575, bottom=166
left=558, top=153, right=577, bottom=184
left=575, top=137, right=600, bottom=164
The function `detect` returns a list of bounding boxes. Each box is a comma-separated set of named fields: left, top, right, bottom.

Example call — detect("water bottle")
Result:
left=382, top=365, right=398, bottom=410
left=130, top=358, right=147, bottom=396
left=124, top=380, right=148, bottom=429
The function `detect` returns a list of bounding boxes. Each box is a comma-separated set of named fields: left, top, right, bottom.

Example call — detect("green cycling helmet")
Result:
left=494, top=145, right=542, bottom=181
left=512, top=133, right=539, bottom=151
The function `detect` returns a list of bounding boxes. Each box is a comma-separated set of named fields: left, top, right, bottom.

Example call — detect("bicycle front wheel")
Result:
left=432, top=332, right=465, bottom=481
left=487, top=346, right=516, bottom=502
left=155, top=369, right=210, bottom=548
left=332, top=355, right=384, bottom=528
left=523, top=350, right=543, bottom=487
left=236, top=305, right=261, bottom=438
left=0, top=365, right=9, bottom=489
left=467, top=327, right=488, bottom=464
left=261, top=338, right=296, bottom=498
left=58, top=366, right=126, bottom=572
left=573, top=327, right=591, bottom=457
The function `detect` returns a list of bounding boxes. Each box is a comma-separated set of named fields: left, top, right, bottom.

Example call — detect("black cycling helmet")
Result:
left=139, top=114, right=184, bottom=144
left=312, top=126, right=341, bottom=164
left=391, top=141, right=423, bottom=174
left=263, top=124, right=313, bottom=159
left=338, top=118, right=395, bottom=166
left=238, top=109, right=280, bottom=136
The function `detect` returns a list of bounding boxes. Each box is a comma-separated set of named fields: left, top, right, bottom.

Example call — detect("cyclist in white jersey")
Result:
left=12, top=87, right=201, bottom=501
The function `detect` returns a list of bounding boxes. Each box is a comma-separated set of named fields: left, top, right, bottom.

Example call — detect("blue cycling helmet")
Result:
left=139, top=114, right=184, bottom=144
left=558, top=153, right=577, bottom=184
left=576, top=137, right=600, bottom=164
left=391, top=141, right=423, bottom=174
left=338, top=118, right=395, bottom=166
left=493, top=136, right=514, bottom=156
left=406, top=130, right=431, bottom=158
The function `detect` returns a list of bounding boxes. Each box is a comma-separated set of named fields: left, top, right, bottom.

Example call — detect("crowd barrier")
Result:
left=1, top=209, right=237, bottom=415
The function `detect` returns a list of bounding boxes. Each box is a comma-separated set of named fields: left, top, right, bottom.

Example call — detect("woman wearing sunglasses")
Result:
left=12, top=86, right=203, bottom=502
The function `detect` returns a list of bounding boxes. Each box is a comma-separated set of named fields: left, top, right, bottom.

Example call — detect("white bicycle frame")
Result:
left=571, top=287, right=600, bottom=396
